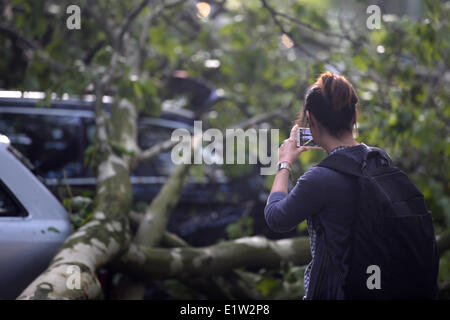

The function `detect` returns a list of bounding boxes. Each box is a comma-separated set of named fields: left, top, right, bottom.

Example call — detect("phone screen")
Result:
left=297, top=128, right=319, bottom=147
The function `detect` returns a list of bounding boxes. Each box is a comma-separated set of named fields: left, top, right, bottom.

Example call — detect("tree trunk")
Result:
left=18, top=90, right=137, bottom=299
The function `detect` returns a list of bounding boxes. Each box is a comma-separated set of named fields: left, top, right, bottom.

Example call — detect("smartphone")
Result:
left=297, top=127, right=319, bottom=147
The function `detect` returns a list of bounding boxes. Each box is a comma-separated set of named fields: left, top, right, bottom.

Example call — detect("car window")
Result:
left=0, top=112, right=84, bottom=179
left=0, top=180, right=28, bottom=217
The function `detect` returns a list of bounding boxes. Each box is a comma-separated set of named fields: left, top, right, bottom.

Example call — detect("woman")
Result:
left=265, top=71, right=388, bottom=299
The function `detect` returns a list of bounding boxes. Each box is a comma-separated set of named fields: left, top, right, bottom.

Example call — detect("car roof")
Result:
left=0, top=95, right=195, bottom=124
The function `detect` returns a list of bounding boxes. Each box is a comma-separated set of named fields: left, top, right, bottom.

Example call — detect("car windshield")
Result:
left=0, top=112, right=84, bottom=179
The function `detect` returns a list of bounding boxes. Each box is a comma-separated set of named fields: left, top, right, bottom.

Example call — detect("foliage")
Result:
left=63, top=196, right=95, bottom=230
left=254, top=263, right=306, bottom=299
left=226, top=215, right=254, bottom=239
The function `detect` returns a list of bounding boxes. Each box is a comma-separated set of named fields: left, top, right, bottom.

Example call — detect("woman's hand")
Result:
left=278, top=125, right=311, bottom=165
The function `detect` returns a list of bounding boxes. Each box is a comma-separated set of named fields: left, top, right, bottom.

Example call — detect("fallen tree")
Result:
left=115, top=232, right=450, bottom=281
left=114, top=236, right=311, bottom=279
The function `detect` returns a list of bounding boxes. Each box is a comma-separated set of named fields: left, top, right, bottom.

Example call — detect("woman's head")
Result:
left=296, top=72, right=358, bottom=139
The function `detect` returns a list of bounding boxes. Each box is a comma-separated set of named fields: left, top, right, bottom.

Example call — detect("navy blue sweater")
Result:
left=264, top=143, right=392, bottom=299
left=265, top=144, right=373, bottom=232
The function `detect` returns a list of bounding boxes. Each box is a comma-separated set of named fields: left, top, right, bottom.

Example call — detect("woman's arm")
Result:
left=270, top=168, right=290, bottom=194
left=265, top=125, right=323, bottom=232
left=270, top=124, right=311, bottom=195
left=265, top=167, right=325, bottom=233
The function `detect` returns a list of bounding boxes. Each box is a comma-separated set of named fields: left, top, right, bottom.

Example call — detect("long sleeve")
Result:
left=264, top=167, right=326, bottom=233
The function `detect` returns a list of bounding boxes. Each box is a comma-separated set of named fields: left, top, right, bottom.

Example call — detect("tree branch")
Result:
left=134, top=164, right=190, bottom=246
left=0, top=24, right=68, bottom=72
left=260, top=0, right=349, bottom=40
left=132, top=139, right=178, bottom=168
left=93, top=82, right=111, bottom=153
left=161, top=231, right=191, bottom=248
left=260, top=0, right=315, bottom=59
left=18, top=85, right=137, bottom=301
left=160, top=231, right=264, bottom=299
left=260, top=0, right=342, bottom=72
left=116, top=0, right=154, bottom=51
left=114, top=236, right=312, bottom=279
left=115, top=229, right=450, bottom=286
left=133, top=104, right=291, bottom=167
left=83, top=5, right=116, bottom=46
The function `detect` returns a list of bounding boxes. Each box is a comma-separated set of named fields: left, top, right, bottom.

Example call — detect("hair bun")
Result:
left=298, top=71, right=358, bottom=137
left=315, top=71, right=358, bottom=111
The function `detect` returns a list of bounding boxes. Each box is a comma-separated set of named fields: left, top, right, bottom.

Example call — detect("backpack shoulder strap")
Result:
left=362, top=147, right=392, bottom=172
left=317, top=146, right=392, bottom=177
left=316, top=153, right=364, bottom=178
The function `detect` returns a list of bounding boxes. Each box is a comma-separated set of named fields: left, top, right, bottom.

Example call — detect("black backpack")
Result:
left=316, top=147, right=440, bottom=299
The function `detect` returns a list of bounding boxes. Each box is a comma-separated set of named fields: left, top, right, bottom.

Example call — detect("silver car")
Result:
left=0, top=134, right=72, bottom=299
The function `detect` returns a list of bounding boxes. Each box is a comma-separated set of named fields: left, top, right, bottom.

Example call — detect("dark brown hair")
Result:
left=296, top=72, right=358, bottom=136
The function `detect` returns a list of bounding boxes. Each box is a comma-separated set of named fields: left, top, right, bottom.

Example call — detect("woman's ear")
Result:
left=353, top=109, right=358, bottom=125
left=307, top=110, right=315, bottom=128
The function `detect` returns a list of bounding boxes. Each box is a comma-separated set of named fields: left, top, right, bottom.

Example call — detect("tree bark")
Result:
left=114, top=236, right=311, bottom=279
left=112, top=163, right=191, bottom=299
left=17, top=89, right=137, bottom=299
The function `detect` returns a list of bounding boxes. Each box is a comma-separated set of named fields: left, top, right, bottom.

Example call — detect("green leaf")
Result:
left=47, top=226, right=60, bottom=233
left=256, top=277, right=279, bottom=296
left=281, top=75, right=296, bottom=89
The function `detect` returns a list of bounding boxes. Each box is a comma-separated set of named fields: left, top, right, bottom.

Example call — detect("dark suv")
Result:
left=0, top=96, right=208, bottom=199
left=0, top=93, right=265, bottom=245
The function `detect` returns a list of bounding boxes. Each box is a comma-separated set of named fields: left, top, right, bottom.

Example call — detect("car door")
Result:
left=0, top=139, right=72, bottom=299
